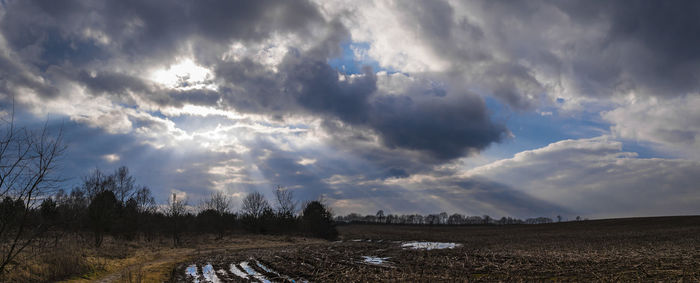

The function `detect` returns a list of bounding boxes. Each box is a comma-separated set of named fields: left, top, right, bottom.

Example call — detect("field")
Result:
left=175, top=216, right=700, bottom=282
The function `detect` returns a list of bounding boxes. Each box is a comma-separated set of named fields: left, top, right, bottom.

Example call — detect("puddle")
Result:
left=240, top=261, right=271, bottom=283
left=229, top=263, right=249, bottom=279
left=190, top=259, right=307, bottom=282
left=362, top=256, right=390, bottom=265
left=201, top=263, right=221, bottom=283
left=185, top=264, right=199, bottom=283
left=401, top=241, right=461, bottom=250
left=256, top=261, right=278, bottom=275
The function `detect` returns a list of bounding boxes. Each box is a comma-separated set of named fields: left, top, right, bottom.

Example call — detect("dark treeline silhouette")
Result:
left=335, top=210, right=560, bottom=225
left=6, top=167, right=338, bottom=251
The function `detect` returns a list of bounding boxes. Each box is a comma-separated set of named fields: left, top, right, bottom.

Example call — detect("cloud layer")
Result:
left=1, top=0, right=698, bottom=218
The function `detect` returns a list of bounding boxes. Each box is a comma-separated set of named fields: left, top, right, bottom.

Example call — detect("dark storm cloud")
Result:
left=553, top=0, right=700, bottom=96
left=375, top=0, right=700, bottom=110
left=1, top=0, right=508, bottom=162
left=1, top=0, right=323, bottom=65
left=216, top=47, right=507, bottom=161
left=368, top=94, right=506, bottom=160
left=0, top=53, right=59, bottom=98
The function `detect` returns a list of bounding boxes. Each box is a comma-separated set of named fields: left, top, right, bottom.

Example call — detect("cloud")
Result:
left=603, top=95, right=700, bottom=159
left=213, top=30, right=508, bottom=161
left=323, top=0, right=700, bottom=110
left=2, top=0, right=699, bottom=219
left=466, top=136, right=700, bottom=218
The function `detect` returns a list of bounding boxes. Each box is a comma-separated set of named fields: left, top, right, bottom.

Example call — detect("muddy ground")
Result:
left=174, top=216, right=700, bottom=282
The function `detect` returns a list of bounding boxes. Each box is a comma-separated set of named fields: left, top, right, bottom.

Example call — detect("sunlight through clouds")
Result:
left=150, top=58, right=215, bottom=90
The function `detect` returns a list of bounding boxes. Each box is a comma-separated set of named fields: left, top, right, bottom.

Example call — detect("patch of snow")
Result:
left=255, top=261, right=276, bottom=274
left=201, top=264, right=221, bottom=283
left=401, top=241, right=461, bottom=250
left=185, top=264, right=199, bottom=283
left=362, top=256, right=390, bottom=265
left=229, top=264, right=249, bottom=279
left=240, top=261, right=271, bottom=283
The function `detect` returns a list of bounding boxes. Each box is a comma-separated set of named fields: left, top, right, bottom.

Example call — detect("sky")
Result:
left=1, top=0, right=699, bottom=219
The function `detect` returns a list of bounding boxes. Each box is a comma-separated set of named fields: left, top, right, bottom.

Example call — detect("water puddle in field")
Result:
left=185, top=264, right=199, bottom=283
left=229, top=263, right=249, bottom=279
left=201, top=263, right=221, bottom=282
left=240, top=261, right=271, bottom=283
left=401, top=241, right=461, bottom=250
left=362, top=256, right=391, bottom=265
left=184, top=259, right=307, bottom=282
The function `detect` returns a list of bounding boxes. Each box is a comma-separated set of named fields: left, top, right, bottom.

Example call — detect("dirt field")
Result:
left=175, top=216, right=700, bottom=282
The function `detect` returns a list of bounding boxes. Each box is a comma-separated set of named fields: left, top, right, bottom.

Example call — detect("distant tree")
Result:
left=81, top=168, right=115, bottom=200
left=425, top=214, right=439, bottom=225
left=386, top=214, right=396, bottom=224
left=54, top=188, right=88, bottom=231
left=134, top=186, right=156, bottom=213
left=202, top=191, right=231, bottom=215
left=113, top=166, right=135, bottom=205
left=273, top=185, right=297, bottom=217
left=88, top=190, right=118, bottom=247
left=241, top=191, right=270, bottom=219
left=165, top=193, right=188, bottom=246
left=448, top=213, right=464, bottom=225
left=557, top=215, right=562, bottom=222
left=197, top=208, right=226, bottom=238
left=482, top=215, right=492, bottom=225
left=439, top=212, right=448, bottom=224
left=117, top=198, right=140, bottom=240
left=39, top=197, right=58, bottom=226
left=301, top=201, right=338, bottom=240
left=376, top=210, right=385, bottom=223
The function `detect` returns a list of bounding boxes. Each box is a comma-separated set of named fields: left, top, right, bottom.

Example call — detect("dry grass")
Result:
left=58, top=234, right=323, bottom=282
left=1, top=232, right=314, bottom=282
left=3, top=239, right=93, bottom=282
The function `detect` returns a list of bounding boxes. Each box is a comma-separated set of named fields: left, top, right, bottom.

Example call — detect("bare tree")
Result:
left=0, top=110, right=65, bottom=274
left=134, top=185, right=156, bottom=213
left=376, top=210, right=385, bottom=223
left=241, top=191, right=269, bottom=218
left=113, top=166, right=135, bottom=205
left=273, top=185, right=297, bottom=217
left=80, top=168, right=114, bottom=200
left=165, top=193, right=188, bottom=246
left=202, top=191, right=231, bottom=214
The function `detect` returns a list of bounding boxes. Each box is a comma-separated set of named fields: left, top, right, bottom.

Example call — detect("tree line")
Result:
left=335, top=210, right=564, bottom=225
left=30, top=167, right=339, bottom=248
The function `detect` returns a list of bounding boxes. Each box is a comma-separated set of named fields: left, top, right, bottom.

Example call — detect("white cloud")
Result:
left=603, top=95, right=700, bottom=159
left=465, top=136, right=700, bottom=218
left=149, top=58, right=215, bottom=90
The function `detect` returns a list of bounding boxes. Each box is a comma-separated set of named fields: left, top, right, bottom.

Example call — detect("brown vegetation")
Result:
left=2, top=232, right=323, bottom=282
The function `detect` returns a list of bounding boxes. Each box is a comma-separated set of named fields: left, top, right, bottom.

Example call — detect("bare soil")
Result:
left=174, top=216, right=700, bottom=282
